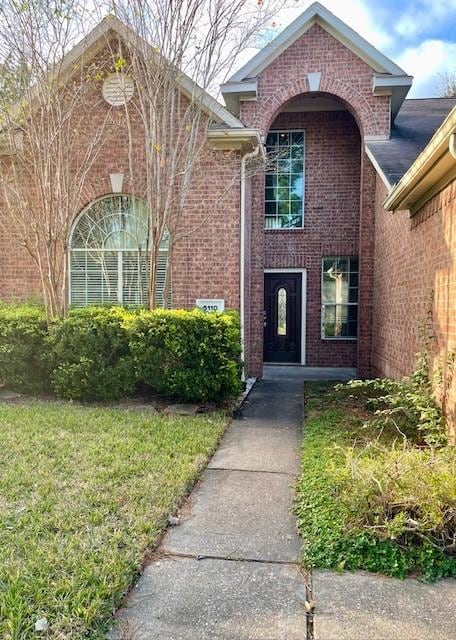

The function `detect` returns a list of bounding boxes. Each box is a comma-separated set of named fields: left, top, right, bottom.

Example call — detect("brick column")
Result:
left=357, top=151, right=377, bottom=377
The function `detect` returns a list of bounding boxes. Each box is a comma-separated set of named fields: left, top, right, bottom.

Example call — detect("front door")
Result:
left=264, top=272, right=302, bottom=363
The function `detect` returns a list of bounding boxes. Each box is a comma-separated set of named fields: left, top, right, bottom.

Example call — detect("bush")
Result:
left=0, top=303, right=242, bottom=404
left=48, top=307, right=136, bottom=401
left=0, top=303, right=50, bottom=393
left=130, top=309, right=242, bottom=402
left=340, top=354, right=447, bottom=447
left=296, top=382, right=456, bottom=582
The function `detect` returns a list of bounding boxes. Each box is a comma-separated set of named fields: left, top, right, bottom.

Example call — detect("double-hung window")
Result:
left=321, top=256, right=358, bottom=339
left=265, top=131, right=304, bottom=229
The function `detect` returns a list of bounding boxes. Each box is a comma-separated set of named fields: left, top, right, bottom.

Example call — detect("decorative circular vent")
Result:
left=102, top=73, right=134, bottom=107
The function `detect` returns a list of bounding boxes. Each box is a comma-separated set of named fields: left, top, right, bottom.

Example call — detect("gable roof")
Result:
left=230, top=2, right=406, bottom=82
left=5, top=15, right=246, bottom=132
left=221, top=2, right=412, bottom=120
left=366, top=98, right=456, bottom=189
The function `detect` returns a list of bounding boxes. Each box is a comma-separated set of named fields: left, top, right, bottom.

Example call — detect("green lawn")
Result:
left=0, top=401, right=227, bottom=639
left=296, top=382, right=456, bottom=582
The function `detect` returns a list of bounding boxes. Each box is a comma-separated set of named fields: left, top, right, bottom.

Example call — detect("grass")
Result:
left=296, top=382, right=456, bottom=582
left=0, top=401, right=227, bottom=639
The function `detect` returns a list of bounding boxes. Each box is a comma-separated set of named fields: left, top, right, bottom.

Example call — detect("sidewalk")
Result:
left=112, top=371, right=308, bottom=640
left=112, top=366, right=456, bottom=640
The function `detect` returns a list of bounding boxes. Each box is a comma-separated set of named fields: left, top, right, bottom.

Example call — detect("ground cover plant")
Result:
left=296, top=381, right=456, bottom=582
left=0, top=401, right=227, bottom=639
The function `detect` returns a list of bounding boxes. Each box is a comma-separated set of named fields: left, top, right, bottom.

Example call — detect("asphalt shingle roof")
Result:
left=366, top=97, right=456, bottom=186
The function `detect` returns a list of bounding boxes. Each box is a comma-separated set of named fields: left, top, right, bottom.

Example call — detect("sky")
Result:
left=257, top=0, right=456, bottom=97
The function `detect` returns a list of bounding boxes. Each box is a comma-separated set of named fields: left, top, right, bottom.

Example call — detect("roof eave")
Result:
left=228, top=2, right=407, bottom=83
left=220, top=80, right=257, bottom=117
left=373, top=75, right=413, bottom=121
left=383, top=107, right=456, bottom=212
left=207, top=127, right=262, bottom=152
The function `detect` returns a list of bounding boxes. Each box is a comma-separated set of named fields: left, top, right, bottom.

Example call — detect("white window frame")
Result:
left=67, top=195, right=170, bottom=309
left=264, top=268, right=307, bottom=365
left=264, top=129, right=305, bottom=231
left=320, top=256, right=358, bottom=341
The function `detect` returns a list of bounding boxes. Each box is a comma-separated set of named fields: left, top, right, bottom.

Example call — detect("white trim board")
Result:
left=264, top=268, right=307, bottom=365
left=229, top=2, right=406, bottom=83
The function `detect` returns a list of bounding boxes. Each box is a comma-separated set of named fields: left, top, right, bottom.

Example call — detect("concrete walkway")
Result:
left=112, top=367, right=315, bottom=640
left=112, top=366, right=456, bottom=640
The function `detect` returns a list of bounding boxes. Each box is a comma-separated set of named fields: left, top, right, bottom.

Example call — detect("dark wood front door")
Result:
left=264, top=272, right=302, bottom=363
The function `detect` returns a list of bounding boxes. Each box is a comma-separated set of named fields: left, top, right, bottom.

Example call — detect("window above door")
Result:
left=264, top=130, right=304, bottom=230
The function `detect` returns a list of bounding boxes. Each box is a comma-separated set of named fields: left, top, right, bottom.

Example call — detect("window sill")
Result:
left=321, top=337, right=358, bottom=341
left=264, top=227, right=304, bottom=232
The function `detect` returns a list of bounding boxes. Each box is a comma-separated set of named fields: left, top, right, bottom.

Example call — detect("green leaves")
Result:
left=296, top=382, right=456, bottom=582
left=338, top=354, right=447, bottom=447
left=0, top=304, right=242, bottom=404
left=130, top=309, right=242, bottom=403
left=47, top=307, right=136, bottom=401
left=0, top=302, right=50, bottom=393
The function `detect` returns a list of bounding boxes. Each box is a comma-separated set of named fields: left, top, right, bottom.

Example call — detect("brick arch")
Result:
left=258, top=74, right=381, bottom=138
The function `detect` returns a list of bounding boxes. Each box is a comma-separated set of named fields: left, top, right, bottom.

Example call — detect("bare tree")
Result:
left=0, top=0, right=290, bottom=316
left=0, top=0, right=110, bottom=319
left=439, top=69, right=456, bottom=97
left=103, top=0, right=288, bottom=307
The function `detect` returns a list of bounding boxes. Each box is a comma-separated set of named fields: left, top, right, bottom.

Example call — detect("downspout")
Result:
left=240, top=142, right=262, bottom=380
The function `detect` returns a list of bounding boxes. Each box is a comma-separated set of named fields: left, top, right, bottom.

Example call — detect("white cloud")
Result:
left=396, top=1, right=456, bottom=38
left=276, top=0, right=393, bottom=49
left=231, top=1, right=456, bottom=99
left=396, top=39, right=456, bottom=97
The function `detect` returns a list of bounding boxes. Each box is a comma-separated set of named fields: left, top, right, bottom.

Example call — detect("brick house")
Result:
left=1, top=3, right=455, bottom=429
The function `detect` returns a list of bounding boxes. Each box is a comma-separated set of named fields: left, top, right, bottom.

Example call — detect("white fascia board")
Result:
left=220, top=80, right=257, bottom=94
left=229, top=2, right=407, bottom=83
left=207, top=127, right=262, bottom=151
left=373, top=74, right=413, bottom=91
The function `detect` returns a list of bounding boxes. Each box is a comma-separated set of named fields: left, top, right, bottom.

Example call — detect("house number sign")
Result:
left=196, top=299, right=225, bottom=312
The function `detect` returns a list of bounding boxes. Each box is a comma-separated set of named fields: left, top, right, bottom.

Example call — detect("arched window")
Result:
left=69, top=195, right=170, bottom=307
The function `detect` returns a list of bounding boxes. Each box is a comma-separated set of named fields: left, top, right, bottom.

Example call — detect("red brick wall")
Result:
left=262, top=110, right=361, bottom=369
left=0, top=51, right=241, bottom=314
left=240, top=23, right=391, bottom=139
left=372, top=176, right=456, bottom=439
left=242, top=21, right=386, bottom=376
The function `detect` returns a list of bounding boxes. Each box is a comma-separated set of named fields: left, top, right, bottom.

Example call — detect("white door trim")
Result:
left=264, top=268, right=307, bottom=365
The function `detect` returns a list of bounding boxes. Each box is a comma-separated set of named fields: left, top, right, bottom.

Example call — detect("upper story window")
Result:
left=321, top=256, right=358, bottom=339
left=265, top=130, right=304, bottom=230
left=69, top=195, right=170, bottom=308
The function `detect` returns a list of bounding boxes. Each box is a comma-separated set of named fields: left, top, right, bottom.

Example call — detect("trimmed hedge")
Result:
left=0, top=303, right=50, bottom=393
left=0, top=304, right=242, bottom=403
left=47, top=307, right=136, bottom=401
left=130, top=309, right=242, bottom=402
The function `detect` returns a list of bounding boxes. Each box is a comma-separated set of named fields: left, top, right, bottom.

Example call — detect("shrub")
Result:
left=296, top=382, right=456, bottom=582
left=339, top=352, right=447, bottom=447
left=0, top=303, right=50, bottom=393
left=48, top=307, right=136, bottom=401
left=342, top=444, right=456, bottom=565
left=130, top=309, right=242, bottom=402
